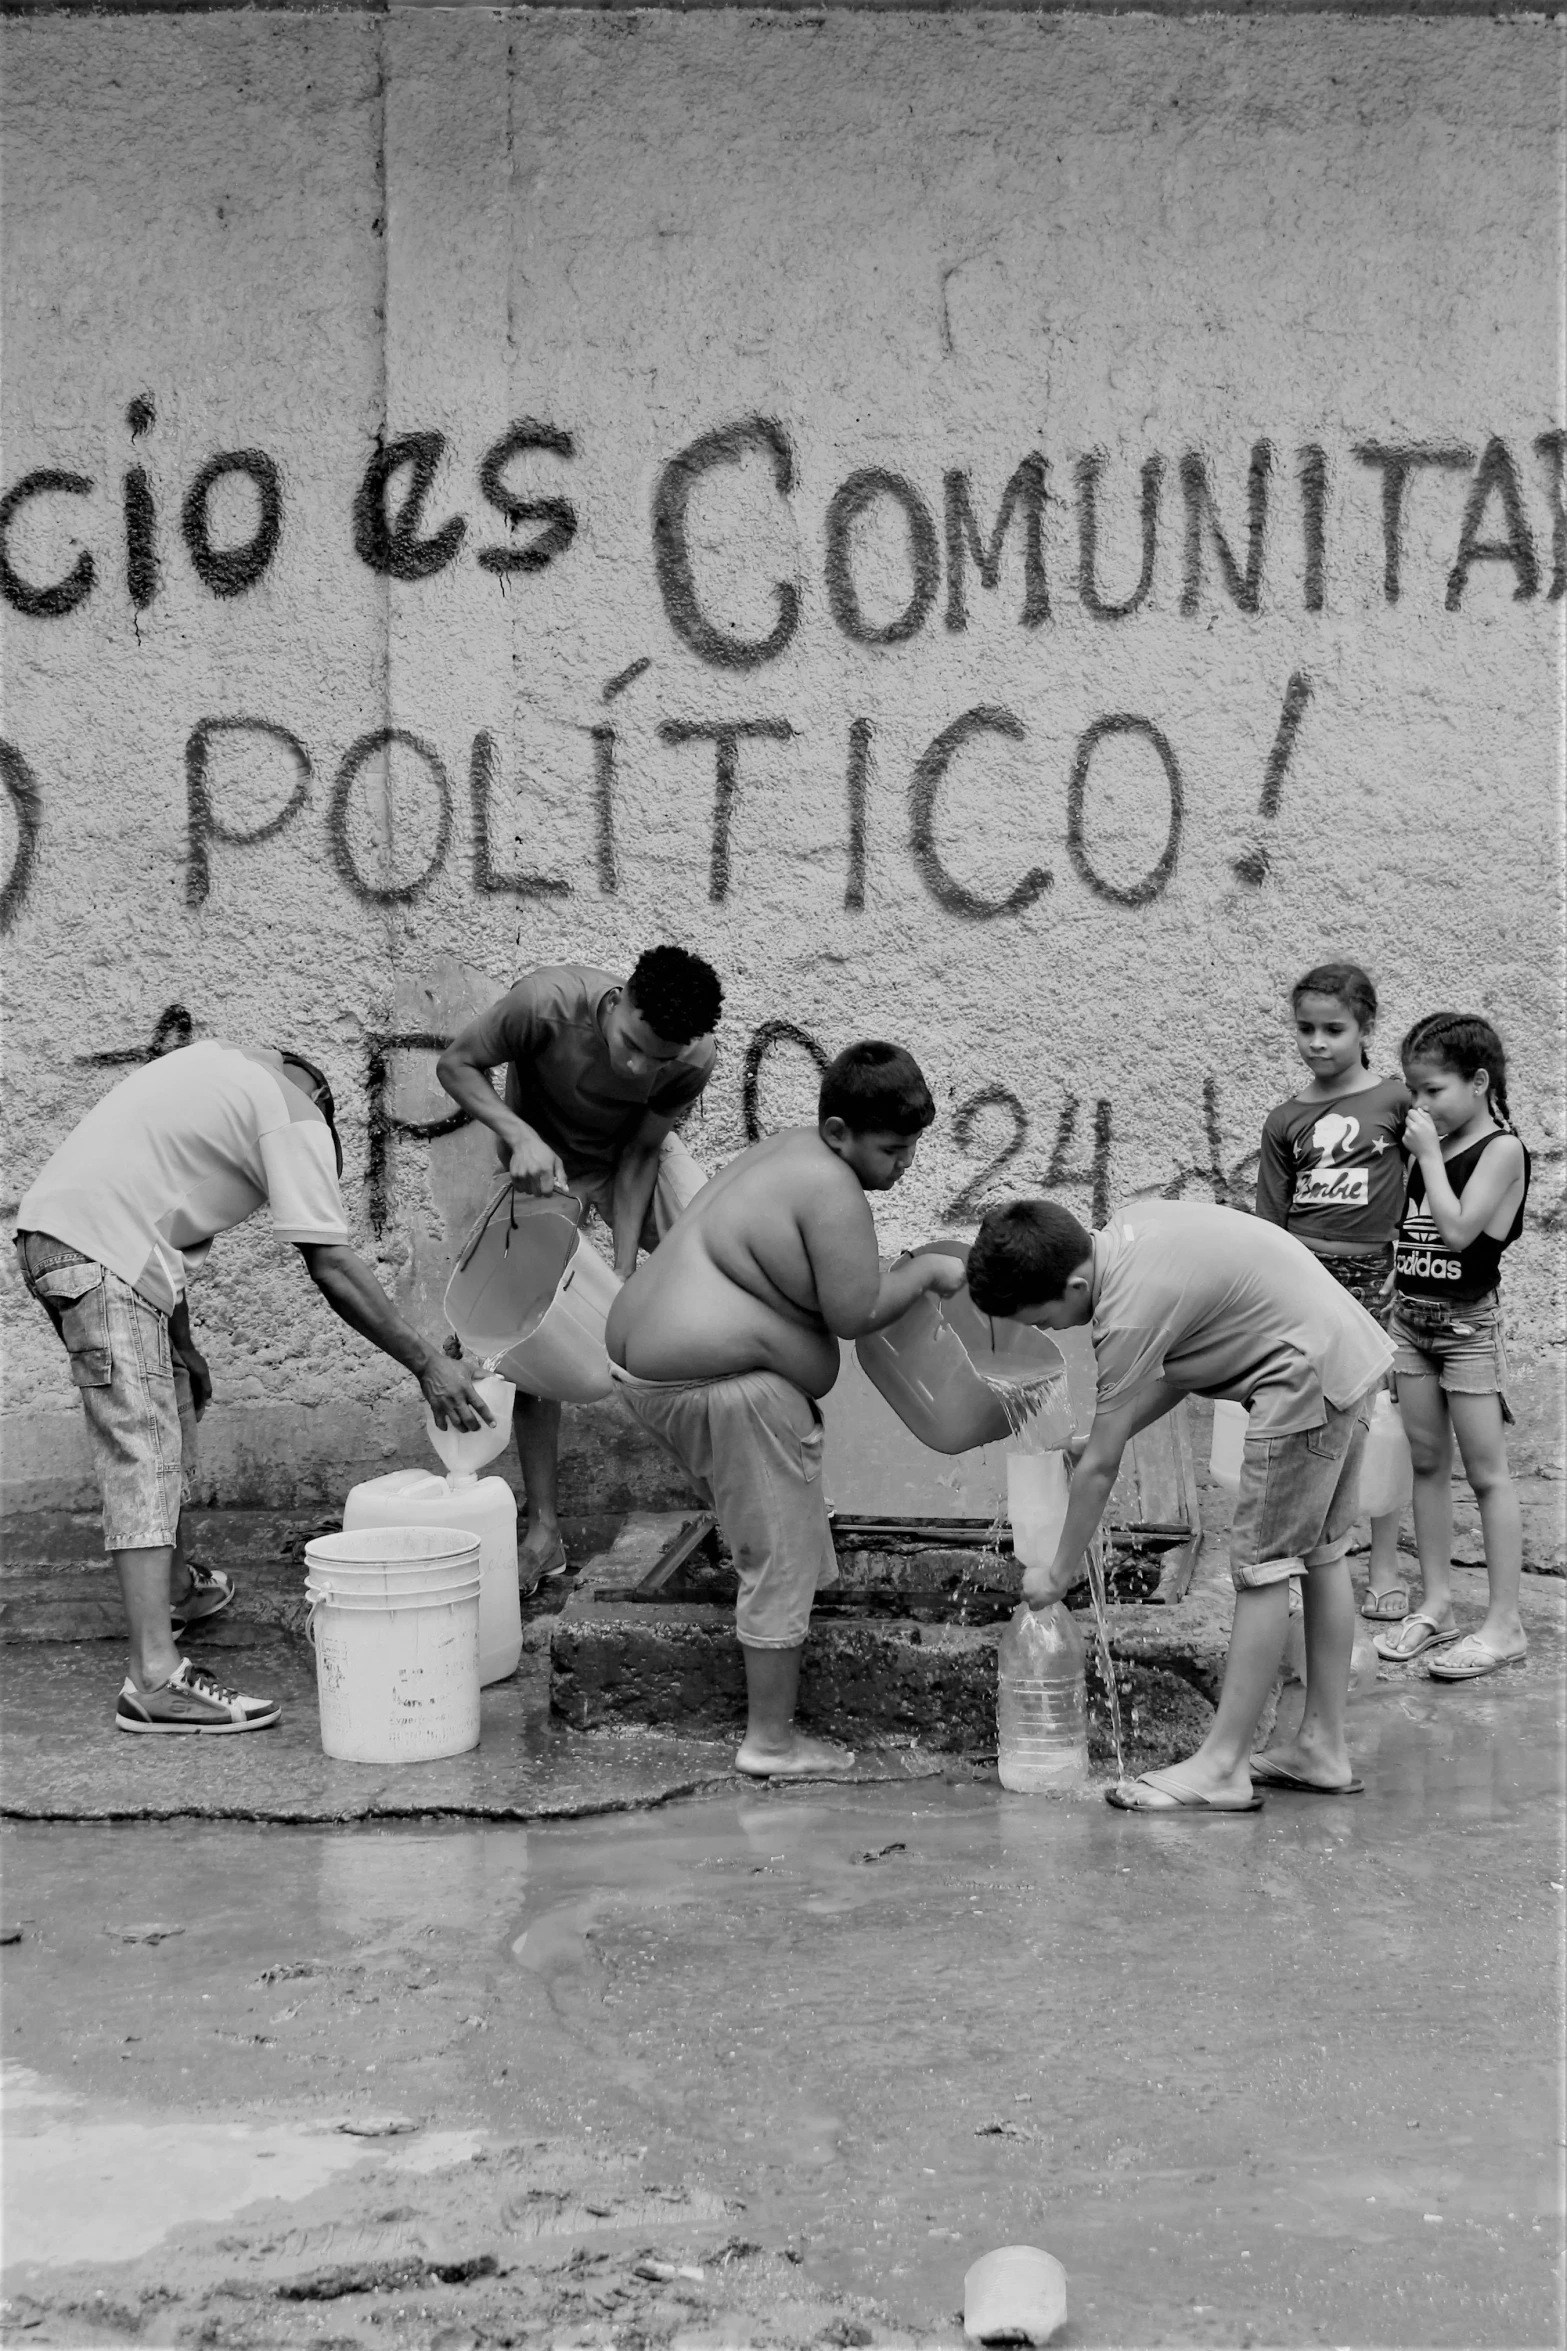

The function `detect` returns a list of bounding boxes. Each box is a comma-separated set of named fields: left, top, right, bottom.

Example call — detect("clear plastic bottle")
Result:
left=996, top=1602, right=1090, bottom=1793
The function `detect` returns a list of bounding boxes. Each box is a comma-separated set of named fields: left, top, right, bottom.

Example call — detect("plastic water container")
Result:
left=996, top=1602, right=1089, bottom=1793
left=343, top=1467, right=521, bottom=1687
left=1359, top=1391, right=1413, bottom=1519
left=1007, top=1451, right=1071, bottom=1572
left=424, top=1371, right=515, bottom=1482
left=444, top=1187, right=620, bottom=1405
left=1209, top=1398, right=1249, bottom=1491
left=857, top=1241, right=1073, bottom=1455
left=304, top=1527, right=482, bottom=1764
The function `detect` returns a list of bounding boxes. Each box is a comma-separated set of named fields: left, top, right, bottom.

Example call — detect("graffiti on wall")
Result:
left=2, top=413, right=1563, bottom=932
left=3, top=412, right=1561, bottom=628
left=67, top=1000, right=1567, bottom=1242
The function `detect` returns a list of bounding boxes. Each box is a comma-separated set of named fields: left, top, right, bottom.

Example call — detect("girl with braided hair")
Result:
left=1376, top=1014, right=1533, bottom=1681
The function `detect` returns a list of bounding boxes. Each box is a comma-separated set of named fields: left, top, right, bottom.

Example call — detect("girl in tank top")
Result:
left=1376, top=1014, right=1533, bottom=1681
left=1254, top=961, right=1410, bottom=1620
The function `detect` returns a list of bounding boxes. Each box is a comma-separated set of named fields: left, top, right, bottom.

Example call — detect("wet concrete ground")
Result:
left=2, top=1561, right=1564, bottom=2350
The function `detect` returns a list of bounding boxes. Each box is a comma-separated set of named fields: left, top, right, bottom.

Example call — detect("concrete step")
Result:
left=549, top=1513, right=1238, bottom=1779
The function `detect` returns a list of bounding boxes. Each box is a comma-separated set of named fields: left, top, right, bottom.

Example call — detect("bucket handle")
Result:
left=455, top=1182, right=584, bottom=1276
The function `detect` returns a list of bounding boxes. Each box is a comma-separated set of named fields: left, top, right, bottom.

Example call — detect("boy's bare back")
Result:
left=606, top=1128, right=880, bottom=1395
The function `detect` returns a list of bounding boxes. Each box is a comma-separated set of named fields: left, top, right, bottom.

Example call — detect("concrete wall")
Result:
left=3, top=9, right=1562, bottom=1513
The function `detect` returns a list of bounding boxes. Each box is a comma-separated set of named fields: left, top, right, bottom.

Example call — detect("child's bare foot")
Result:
left=735, top=1731, right=856, bottom=1780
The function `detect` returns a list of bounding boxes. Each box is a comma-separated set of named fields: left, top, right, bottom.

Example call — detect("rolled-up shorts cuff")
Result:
left=1227, top=1394, right=1373, bottom=1596
left=737, top=1631, right=809, bottom=1652
left=1232, top=1554, right=1304, bottom=1591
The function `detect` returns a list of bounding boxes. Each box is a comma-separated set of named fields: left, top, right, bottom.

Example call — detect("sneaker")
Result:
left=169, top=1561, right=235, bottom=1632
left=117, top=1658, right=280, bottom=1735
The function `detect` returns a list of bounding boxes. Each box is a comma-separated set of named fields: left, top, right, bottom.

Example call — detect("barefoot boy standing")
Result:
left=966, top=1197, right=1395, bottom=1810
left=606, top=1042, right=964, bottom=1779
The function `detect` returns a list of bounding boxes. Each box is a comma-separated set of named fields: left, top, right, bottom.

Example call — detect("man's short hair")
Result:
left=818, top=1041, right=936, bottom=1137
left=967, top=1200, right=1092, bottom=1316
left=279, top=1050, right=344, bottom=1178
left=626, top=946, right=723, bottom=1045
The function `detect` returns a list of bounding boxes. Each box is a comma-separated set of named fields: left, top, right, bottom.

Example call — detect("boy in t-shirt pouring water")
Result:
left=967, top=1197, right=1395, bottom=1809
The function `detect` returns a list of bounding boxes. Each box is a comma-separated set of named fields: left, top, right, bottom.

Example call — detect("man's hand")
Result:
left=168, top=1302, right=212, bottom=1418
left=419, top=1352, right=497, bottom=1433
left=174, top=1342, right=213, bottom=1419
left=508, top=1132, right=568, bottom=1195
left=1403, top=1106, right=1442, bottom=1166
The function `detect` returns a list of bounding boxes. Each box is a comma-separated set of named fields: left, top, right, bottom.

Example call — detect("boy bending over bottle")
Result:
left=966, top=1197, right=1394, bottom=1811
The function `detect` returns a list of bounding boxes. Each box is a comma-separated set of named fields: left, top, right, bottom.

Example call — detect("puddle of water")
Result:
left=0, top=2061, right=494, bottom=2270
left=1, top=1664, right=1560, bottom=2341
left=1, top=2072, right=372, bottom=2266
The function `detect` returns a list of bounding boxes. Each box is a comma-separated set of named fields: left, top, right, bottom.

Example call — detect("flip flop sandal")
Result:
left=1359, top=1585, right=1410, bottom=1623
left=518, top=1539, right=568, bottom=1597
left=1374, top=1611, right=1460, bottom=1663
left=1106, top=1773, right=1263, bottom=1814
left=1425, top=1635, right=1527, bottom=1682
left=1248, top=1757, right=1365, bottom=1795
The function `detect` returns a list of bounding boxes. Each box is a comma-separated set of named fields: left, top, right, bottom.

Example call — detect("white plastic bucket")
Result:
left=443, top=1189, right=621, bottom=1405
left=343, top=1466, right=522, bottom=1687
left=1209, top=1399, right=1249, bottom=1491
left=303, top=1527, right=482, bottom=1764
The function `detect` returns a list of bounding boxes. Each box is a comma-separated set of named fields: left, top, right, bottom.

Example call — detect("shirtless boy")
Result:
left=606, top=1042, right=964, bottom=1778
left=968, top=1196, right=1395, bottom=1811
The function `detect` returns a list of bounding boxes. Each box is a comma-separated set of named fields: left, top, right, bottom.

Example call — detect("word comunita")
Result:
left=1, top=414, right=1561, bottom=639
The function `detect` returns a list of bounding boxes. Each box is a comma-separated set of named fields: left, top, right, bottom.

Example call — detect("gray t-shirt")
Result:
left=1091, top=1199, right=1395, bottom=1437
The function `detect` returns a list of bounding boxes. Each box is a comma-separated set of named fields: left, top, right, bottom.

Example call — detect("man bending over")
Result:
left=438, top=946, right=722, bottom=1589
left=14, top=1042, right=490, bottom=1736
left=967, top=1197, right=1394, bottom=1810
left=606, top=1042, right=964, bottom=1778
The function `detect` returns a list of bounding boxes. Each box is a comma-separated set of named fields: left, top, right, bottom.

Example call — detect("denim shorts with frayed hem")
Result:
left=1390, top=1290, right=1512, bottom=1417
left=1228, top=1393, right=1374, bottom=1592
left=15, top=1232, right=196, bottom=1552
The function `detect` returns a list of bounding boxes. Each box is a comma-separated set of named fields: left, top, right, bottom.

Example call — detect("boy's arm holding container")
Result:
left=1018, top=1379, right=1182, bottom=1606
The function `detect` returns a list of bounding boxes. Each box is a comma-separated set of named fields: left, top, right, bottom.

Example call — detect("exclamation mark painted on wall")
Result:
left=1232, top=671, right=1312, bottom=887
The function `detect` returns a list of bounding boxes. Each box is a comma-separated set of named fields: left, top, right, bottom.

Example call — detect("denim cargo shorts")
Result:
left=1389, top=1290, right=1512, bottom=1417
left=15, top=1232, right=196, bottom=1552
left=1228, top=1392, right=1374, bottom=1591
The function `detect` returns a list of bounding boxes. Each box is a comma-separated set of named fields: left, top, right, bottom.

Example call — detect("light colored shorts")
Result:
left=499, top=1131, right=705, bottom=1260
left=609, top=1362, right=839, bottom=1648
left=16, top=1232, right=197, bottom=1552
left=1389, top=1290, right=1512, bottom=1417
left=1227, top=1392, right=1373, bottom=1592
